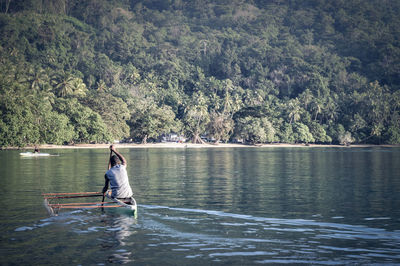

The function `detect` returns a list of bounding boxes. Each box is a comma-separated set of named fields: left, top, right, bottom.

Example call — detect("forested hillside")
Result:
left=1, top=0, right=399, bottom=147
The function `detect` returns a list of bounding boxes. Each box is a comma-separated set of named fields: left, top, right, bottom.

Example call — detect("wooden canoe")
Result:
left=43, top=192, right=138, bottom=218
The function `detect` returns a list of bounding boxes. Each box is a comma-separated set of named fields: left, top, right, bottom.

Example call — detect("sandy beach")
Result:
left=8, top=142, right=398, bottom=150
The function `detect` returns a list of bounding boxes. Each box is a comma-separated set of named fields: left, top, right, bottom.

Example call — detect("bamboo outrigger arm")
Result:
left=42, top=192, right=137, bottom=218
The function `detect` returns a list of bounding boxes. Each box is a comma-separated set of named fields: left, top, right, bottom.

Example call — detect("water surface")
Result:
left=1, top=147, right=399, bottom=265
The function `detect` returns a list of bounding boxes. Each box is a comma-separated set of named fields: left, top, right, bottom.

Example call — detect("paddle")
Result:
left=102, top=149, right=113, bottom=206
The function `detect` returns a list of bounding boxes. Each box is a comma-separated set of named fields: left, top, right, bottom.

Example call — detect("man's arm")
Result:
left=110, top=145, right=127, bottom=166
left=108, top=156, right=112, bottom=170
left=102, top=174, right=109, bottom=194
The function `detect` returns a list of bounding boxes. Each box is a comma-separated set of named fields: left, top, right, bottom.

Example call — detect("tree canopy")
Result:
left=1, top=0, right=399, bottom=147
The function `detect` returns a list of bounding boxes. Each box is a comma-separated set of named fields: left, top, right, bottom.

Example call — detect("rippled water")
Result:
left=1, top=147, right=400, bottom=265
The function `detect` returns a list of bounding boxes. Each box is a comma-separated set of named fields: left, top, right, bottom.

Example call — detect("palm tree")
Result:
left=184, top=92, right=210, bottom=144
left=208, top=111, right=234, bottom=143
left=299, top=88, right=313, bottom=110
left=26, top=66, right=49, bottom=91
left=96, top=80, right=107, bottom=92
left=70, top=78, right=88, bottom=98
left=322, top=97, right=338, bottom=123
left=54, top=72, right=75, bottom=97
left=311, top=98, right=324, bottom=122
left=53, top=72, right=87, bottom=98
left=287, top=99, right=301, bottom=124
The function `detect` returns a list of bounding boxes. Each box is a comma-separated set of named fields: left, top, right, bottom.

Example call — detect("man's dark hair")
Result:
left=110, top=155, right=120, bottom=166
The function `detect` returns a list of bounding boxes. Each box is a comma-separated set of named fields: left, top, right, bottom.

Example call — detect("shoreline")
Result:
left=4, top=142, right=399, bottom=150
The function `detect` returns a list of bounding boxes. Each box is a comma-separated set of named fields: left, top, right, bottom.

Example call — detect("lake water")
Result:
left=1, top=147, right=400, bottom=265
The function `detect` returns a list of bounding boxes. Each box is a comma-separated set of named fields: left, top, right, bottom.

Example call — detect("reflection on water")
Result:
left=98, top=214, right=137, bottom=264
left=1, top=147, right=400, bottom=265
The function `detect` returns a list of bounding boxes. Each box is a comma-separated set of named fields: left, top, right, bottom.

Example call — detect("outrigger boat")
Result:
left=43, top=192, right=138, bottom=218
left=20, top=152, right=51, bottom=157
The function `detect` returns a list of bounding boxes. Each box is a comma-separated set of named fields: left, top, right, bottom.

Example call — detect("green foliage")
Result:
left=308, top=122, right=331, bottom=143
left=292, top=122, right=315, bottom=144
left=129, top=98, right=177, bottom=143
left=208, top=111, right=234, bottom=143
left=53, top=98, right=111, bottom=143
left=327, top=124, right=346, bottom=144
left=278, top=123, right=295, bottom=144
left=385, top=125, right=400, bottom=145
left=1, top=0, right=400, bottom=146
left=183, top=92, right=210, bottom=143
left=40, top=112, right=75, bottom=145
left=235, top=116, right=276, bottom=144
left=339, top=131, right=355, bottom=146
left=83, top=91, right=130, bottom=141
left=0, top=102, right=38, bottom=147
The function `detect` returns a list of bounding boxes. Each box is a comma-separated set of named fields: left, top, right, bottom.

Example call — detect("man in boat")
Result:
left=34, top=145, right=40, bottom=153
left=102, top=145, right=133, bottom=199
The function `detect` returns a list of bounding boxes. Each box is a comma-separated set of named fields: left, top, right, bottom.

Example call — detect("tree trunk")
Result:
left=5, top=0, right=11, bottom=13
left=191, top=134, right=205, bottom=144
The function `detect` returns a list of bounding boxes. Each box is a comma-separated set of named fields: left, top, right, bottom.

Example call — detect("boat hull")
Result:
left=42, top=192, right=138, bottom=218
left=106, top=195, right=138, bottom=218
left=20, top=152, right=50, bottom=157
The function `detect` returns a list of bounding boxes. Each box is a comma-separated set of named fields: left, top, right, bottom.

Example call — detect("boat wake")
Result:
left=137, top=205, right=400, bottom=264
left=15, top=205, right=400, bottom=264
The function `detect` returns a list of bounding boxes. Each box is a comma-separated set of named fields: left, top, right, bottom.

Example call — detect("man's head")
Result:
left=110, top=155, right=120, bottom=167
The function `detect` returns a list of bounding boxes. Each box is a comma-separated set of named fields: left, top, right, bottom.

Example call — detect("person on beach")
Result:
left=102, top=145, right=133, bottom=199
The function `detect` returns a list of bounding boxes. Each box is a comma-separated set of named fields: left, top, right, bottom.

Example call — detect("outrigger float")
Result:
left=43, top=192, right=137, bottom=218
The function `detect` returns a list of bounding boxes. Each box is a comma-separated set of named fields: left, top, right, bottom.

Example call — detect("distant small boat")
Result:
left=20, top=152, right=51, bottom=157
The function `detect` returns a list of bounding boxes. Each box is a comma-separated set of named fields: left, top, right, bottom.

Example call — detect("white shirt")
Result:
left=105, top=164, right=133, bottom=198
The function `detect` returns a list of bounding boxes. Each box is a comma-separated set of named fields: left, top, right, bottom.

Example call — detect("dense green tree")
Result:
left=278, top=123, right=295, bottom=144
left=53, top=72, right=88, bottom=98
left=26, top=65, right=49, bottom=91
left=83, top=91, right=130, bottom=141
left=0, top=98, right=38, bottom=147
left=129, top=97, right=177, bottom=143
left=53, top=98, right=111, bottom=143
left=235, top=116, right=276, bottom=144
left=206, top=78, right=242, bottom=143
left=208, top=111, right=234, bottom=143
left=39, top=111, right=75, bottom=144
left=308, top=121, right=331, bottom=143
left=183, top=92, right=210, bottom=143
left=292, top=122, right=315, bottom=144
left=385, top=121, right=400, bottom=144
left=327, top=124, right=346, bottom=144
left=286, top=98, right=302, bottom=124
